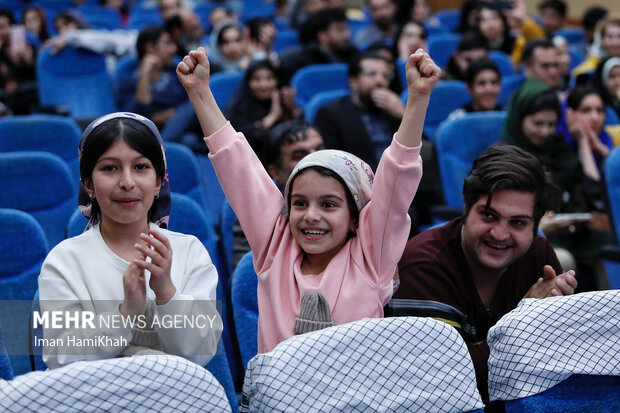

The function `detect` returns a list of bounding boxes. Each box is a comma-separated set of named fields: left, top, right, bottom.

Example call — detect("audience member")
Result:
left=538, top=0, right=567, bottom=37
left=582, top=6, right=608, bottom=48
left=279, top=8, right=359, bottom=84
left=395, top=0, right=440, bottom=28
left=393, top=20, right=426, bottom=62
left=0, top=9, right=38, bottom=114
left=594, top=56, right=620, bottom=120
left=207, top=6, right=238, bottom=33
left=177, top=46, right=439, bottom=352
left=353, top=0, right=398, bottom=49
left=503, top=79, right=613, bottom=290
left=21, top=6, right=49, bottom=45
left=53, top=10, right=90, bottom=35
left=288, top=0, right=330, bottom=30
left=448, top=59, right=501, bottom=120
left=455, top=0, right=481, bottom=34
left=116, top=26, right=186, bottom=128
left=208, top=22, right=250, bottom=73
left=164, top=8, right=204, bottom=56
left=315, top=52, right=403, bottom=170
left=475, top=3, right=526, bottom=65
left=573, top=15, right=620, bottom=80
left=442, top=32, right=488, bottom=81
left=394, top=145, right=576, bottom=402
left=522, top=39, right=562, bottom=88
left=246, top=17, right=278, bottom=63
left=558, top=86, right=613, bottom=169
left=158, top=0, right=182, bottom=20
left=551, top=35, right=571, bottom=89
left=227, top=59, right=302, bottom=154
left=38, top=112, right=222, bottom=369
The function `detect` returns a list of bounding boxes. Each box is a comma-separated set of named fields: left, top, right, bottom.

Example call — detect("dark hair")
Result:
left=301, top=7, right=347, bottom=44
left=80, top=119, right=166, bottom=224
left=462, top=145, right=560, bottom=231
left=522, top=90, right=561, bottom=118
left=53, top=10, right=90, bottom=30
left=456, top=0, right=482, bottom=33
left=21, top=6, right=49, bottom=41
left=521, top=38, right=555, bottom=65
left=476, top=6, right=513, bottom=52
left=0, top=9, right=15, bottom=25
left=582, top=6, right=607, bottom=31
left=216, top=23, right=243, bottom=47
left=262, top=120, right=318, bottom=168
left=538, top=0, right=567, bottom=17
left=137, top=26, right=166, bottom=60
left=348, top=51, right=392, bottom=77
left=246, top=17, right=273, bottom=42
left=287, top=166, right=360, bottom=233
left=392, top=20, right=426, bottom=55
left=243, top=59, right=279, bottom=95
left=457, top=31, right=487, bottom=52
left=465, top=59, right=500, bottom=86
left=566, top=86, right=603, bottom=110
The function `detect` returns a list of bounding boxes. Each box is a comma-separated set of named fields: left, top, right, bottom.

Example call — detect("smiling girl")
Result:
left=38, top=112, right=221, bottom=369
left=177, top=47, right=440, bottom=352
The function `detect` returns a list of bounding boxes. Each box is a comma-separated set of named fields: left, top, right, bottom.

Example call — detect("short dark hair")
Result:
left=566, top=86, right=602, bottom=110
left=80, top=118, right=166, bottom=224
left=216, top=23, right=243, bottom=47
left=457, top=31, right=487, bottom=52
left=137, top=26, right=166, bottom=60
left=262, top=120, right=318, bottom=168
left=246, top=17, right=273, bottom=42
left=538, top=0, right=567, bottom=17
left=521, top=38, right=556, bottom=65
left=465, top=59, right=500, bottom=86
left=348, top=51, right=392, bottom=78
left=301, top=7, right=347, bottom=44
left=462, top=145, right=560, bottom=231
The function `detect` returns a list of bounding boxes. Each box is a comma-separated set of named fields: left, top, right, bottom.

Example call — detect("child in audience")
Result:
left=38, top=112, right=221, bottom=369
left=177, top=47, right=439, bottom=352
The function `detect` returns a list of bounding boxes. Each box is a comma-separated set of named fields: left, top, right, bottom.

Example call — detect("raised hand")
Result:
left=525, top=264, right=578, bottom=299
left=133, top=229, right=176, bottom=305
left=120, top=260, right=147, bottom=317
left=405, top=48, right=441, bottom=99
left=176, top=47, right=211, bottom=91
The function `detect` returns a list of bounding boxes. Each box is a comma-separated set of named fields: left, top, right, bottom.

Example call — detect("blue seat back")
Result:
left=291, top=63, right=349, bottom=108
left=165, top=142, right=210, bottom=213
left=554, top=27, right=586, bottom=45
left=435, top=111, right=507, bottom=209
left=78, top=5, right=122, bottom=30
left=504, top=374, right=620, bottom=412
left=273, top=29, right=300, bottom=53
left=0, top=152, right=75, bottom=248
left=211, top=71, right=245, bottom=114
left=0, top=320, right=13, bottom=380
left=126, top=7, right=162, bottom=30
left=498, top=74, right=525, bottom=108
left=605, top=146, right=620, bottom=239
left=304, top=88, right=351, bottom=123
left=404, top=80, right=470, bottom=139
left=433, top=8, right=461, bottom=32
left=427, top=32, right=461, bottom=68
left=241, top=0, right=276, bottom=22
left=0, top=115, right=82, bottom=185
left=220, top=199, right=237, bottom=279
left=0, top=208, right=48, bottom=375
left=197, top=154, right=227, bottom=225
left=37, top=47, right=117, bottom=119
left=489, top=50, right=516, bottom=77
left=231, top=251, right=258, bottom=370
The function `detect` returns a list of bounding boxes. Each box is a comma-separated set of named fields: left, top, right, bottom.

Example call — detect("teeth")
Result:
left=487, top=242, right=508, bottom=249
left=304, top=230, right=326, bottom=236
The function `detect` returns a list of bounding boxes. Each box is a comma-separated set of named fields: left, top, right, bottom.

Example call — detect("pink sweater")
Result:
left=207, top=122, right=422, bottom=353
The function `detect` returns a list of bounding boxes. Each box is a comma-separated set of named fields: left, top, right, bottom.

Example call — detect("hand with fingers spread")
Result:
left=120, top=260, right=147, bottom=317
left=405, top=48, right=441, bottom=99
left=133, top=229, right=176, bottom=305
left=524, top=264, right=578, bottom=299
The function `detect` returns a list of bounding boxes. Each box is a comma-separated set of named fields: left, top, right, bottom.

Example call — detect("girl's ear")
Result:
left=83, top=179, right=95, bottom=199
left=155, top=177, right=162, bottom=195
left=349, top=217, right=359, bottom=233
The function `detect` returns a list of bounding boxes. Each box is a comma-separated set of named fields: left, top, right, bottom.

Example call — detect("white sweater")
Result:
left=38, top=223, right=222, bottom=369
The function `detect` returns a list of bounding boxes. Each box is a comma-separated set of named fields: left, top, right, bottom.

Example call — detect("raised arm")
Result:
left=396, top=49, right=441, bottom=148
left=176, top=47, right=227, bottom=137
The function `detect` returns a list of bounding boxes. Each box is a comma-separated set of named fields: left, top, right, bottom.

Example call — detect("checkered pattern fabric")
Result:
left=241, top=317, right=484, bottom=412
left=488, top=290, right=620, bottom=401
left=0, top=355, right=232, bottom=412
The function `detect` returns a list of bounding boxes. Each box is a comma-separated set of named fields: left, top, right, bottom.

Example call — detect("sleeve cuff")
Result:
left=388, top=133, right=422, bottom=164
left=204, top=121, right=238, bottom=154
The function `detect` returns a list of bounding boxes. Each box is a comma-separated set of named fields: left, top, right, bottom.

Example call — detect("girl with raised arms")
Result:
left=177, top=48, right=440, bottom=352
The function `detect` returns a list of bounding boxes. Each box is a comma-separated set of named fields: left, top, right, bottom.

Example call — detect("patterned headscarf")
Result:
left=283, top=150, right=374, bottom=213
left=78, top=112, right=170, bottom=230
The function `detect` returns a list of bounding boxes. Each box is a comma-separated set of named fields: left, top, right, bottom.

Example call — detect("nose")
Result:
left=490, top=222, right=510, bottom=241
left=304, top=204, right=321, bottom=222
left=119, top=169, right=135, bottom=190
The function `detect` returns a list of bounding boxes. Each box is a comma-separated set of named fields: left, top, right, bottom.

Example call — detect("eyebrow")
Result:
left=477, top=205, right=533, bottom=220
left=290, top=193, right=345, bottom=202
left=96, top=155, right=149, bottom=164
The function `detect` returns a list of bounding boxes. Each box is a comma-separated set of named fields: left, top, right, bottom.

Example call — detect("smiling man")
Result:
left=392, top=145, right=577, bottom=402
